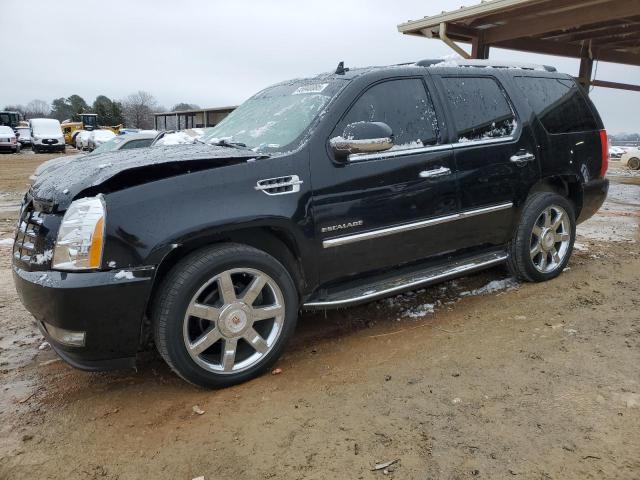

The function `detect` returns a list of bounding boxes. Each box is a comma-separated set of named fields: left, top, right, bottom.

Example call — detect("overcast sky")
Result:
left=2, top=0, right=639, bottom=133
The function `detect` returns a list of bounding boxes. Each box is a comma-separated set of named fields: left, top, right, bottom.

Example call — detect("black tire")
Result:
left=507, top=192, right=576, bottom=283
left=152, top=243, right=299, bottom=388
left=628, top=157, right=640, bottom=170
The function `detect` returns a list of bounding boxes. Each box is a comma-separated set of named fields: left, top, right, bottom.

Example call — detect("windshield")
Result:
left=199, top=78, right=344, bottom=152
left=90, top=136, right=124, bottom=155
left=16, top=128, right=30, bottom=136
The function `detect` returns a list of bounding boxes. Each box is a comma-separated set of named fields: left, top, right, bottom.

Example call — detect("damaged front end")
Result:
left=12, top=143, right=266, bottom=370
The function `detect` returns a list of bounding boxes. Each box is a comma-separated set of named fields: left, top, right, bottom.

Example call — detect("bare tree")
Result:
left=25, top=99, right=51, bottom=118
left=122, top=91, right=158, bottom=129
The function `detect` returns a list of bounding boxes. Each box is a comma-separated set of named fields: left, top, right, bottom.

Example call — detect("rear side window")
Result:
left=514, top=77, right=598, bottom=134
left=336, top=78, right=440, bottom=147
left=441, top=77, right=516, bottom=143
left=121, top=139, right=153, bottom=150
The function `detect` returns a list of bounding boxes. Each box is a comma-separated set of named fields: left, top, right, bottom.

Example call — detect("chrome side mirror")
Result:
left=330, top=121, right=394, bottom=159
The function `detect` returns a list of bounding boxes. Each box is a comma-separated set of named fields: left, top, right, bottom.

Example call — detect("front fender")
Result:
left=100, top=153, right=314, bottom=271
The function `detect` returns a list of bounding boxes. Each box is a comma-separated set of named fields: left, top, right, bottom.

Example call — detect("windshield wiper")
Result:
left=204, top=138, right=248, bottom=149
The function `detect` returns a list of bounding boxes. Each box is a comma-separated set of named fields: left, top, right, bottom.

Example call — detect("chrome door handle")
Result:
left=510, top=152, right=536, bottom=165
left=420, top=166, right=451, bottom=178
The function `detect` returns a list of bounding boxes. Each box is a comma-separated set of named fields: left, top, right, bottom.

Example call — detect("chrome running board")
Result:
left=303, top=250, right=508, bottom=309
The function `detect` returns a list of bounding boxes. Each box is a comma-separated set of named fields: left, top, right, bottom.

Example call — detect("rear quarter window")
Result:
left=441, top=76, right=516, bottom=143
left=513, top=77, right=599, bottom=134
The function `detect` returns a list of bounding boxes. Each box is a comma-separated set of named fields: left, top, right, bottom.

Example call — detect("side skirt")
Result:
left=303, top=250, right=508, bottom=310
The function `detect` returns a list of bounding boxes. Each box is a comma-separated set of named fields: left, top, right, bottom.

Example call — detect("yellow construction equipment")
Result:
left=61, top=114, right=122, bottom=145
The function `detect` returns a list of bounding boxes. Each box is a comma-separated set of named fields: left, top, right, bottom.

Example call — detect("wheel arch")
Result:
left=526, top=175, right=584, bottom=218
left=147, top=226, right=308, bottom=316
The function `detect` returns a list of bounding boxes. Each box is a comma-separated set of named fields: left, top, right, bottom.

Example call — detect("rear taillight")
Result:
left=599, top=129, right=608, bottom=178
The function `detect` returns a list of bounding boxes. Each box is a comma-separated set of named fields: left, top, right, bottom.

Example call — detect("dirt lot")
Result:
left=0, top=150, right=638, bottom=480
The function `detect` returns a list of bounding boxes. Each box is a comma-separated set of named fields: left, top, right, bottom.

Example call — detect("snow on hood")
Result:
left=93, top=130, right=116, bottom=140
left=31, top=119, right=63, bottom=136
left=30, top=143, right=263, bottom=211
left=155, top=131, right=196, bottom=145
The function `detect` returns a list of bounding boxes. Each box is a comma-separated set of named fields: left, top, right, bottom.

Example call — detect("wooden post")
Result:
left=578, top=55, right=594, bottom=92
left=472, top=37, right=490, bottom=59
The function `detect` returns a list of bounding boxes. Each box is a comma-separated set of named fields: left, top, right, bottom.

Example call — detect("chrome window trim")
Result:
left=348, top=144, right=451, bottom=162
left=347, top=135, right=515, bottom=163
left=451, top=136, right=514, bottom=149
left=322, top=202, right=513, bottom=249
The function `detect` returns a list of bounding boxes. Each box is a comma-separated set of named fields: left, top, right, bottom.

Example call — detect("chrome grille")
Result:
left=13, top=200, right=53, bottom=270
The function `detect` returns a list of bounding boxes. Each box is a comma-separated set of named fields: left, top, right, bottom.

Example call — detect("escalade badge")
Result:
left=321, top=220, right=363, bottom=233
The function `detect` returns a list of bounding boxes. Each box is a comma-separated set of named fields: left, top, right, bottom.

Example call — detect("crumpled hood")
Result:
left=30, top=143, right=261, bottom=211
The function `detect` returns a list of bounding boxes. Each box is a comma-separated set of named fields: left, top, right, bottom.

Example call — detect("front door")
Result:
left=311, top=76, right=459, bottom=285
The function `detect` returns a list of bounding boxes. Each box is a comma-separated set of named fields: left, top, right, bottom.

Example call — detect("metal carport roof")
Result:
left=398, top=0, right=640, bottom=92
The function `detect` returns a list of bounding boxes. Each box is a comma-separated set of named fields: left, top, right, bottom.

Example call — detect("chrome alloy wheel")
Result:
left=529, top=205, right=571, bottom=273
left=182, top=268, right=285, bottom=374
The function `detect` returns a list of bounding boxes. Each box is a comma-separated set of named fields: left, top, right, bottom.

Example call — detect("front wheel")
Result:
left=628, top=157, right=640, bottom=170
left=152, top=243, right=298, bottom=388
left=507, top=192, right=576, bottom=282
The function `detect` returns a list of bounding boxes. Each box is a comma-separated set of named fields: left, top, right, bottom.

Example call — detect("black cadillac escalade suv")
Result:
left=13, top=60, right=609, bottom=388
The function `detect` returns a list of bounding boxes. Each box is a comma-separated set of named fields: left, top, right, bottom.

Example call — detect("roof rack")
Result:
left=416, top=59, right=557, bottom=72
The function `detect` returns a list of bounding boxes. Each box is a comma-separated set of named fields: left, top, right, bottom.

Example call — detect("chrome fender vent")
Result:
left=255, top=175, right=303, bottom=196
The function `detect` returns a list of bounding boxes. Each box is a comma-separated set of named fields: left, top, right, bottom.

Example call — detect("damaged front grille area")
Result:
left=13, top=197, right=59, bottom=271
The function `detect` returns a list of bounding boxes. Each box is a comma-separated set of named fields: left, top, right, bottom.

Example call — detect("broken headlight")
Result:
left=52, top=196, right=106, bottom=271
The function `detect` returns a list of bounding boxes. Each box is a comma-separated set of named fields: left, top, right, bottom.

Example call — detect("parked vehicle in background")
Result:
left=30, top=118, right=65, bottom=153
left=15, top=126, right=32, bottom=146
left=0, top=126, right=20, bottom=153
left=87, top=129, right=116, bottom=151
left=621, top=148, right=640, bottom=170
left=62, top=114, right=122, bottom=145
left=90, top=132, right=156, bottom=155
left=0, top=111, right=21, bottom=129
left=13, top=60, right=609, bottom=389
left=151, top=129, right=201, bottom=146
left=118, top=128, right=140, bottom=135
left=609, top=145, right=625, bottom=159
left=75, top=130, right=91, bottom=150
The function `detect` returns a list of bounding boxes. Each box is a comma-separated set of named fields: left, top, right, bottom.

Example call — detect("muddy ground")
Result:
left=0, top=150, right=638, bottom=480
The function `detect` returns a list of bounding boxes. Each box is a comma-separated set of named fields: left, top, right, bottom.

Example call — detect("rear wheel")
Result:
left=507, top=192, right=575, bottom=282
left=152, top=243, right=298, bottom=388
left=628, top=157, right=640, bottom=170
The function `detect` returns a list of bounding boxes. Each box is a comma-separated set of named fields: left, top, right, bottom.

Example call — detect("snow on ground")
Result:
left=402, top=303, right=435, bottom=319
left=459, top=278, right=519, bottom=297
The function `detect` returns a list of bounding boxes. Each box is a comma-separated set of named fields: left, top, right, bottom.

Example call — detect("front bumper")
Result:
left=13, top=266, right=155, bottom=371
left=33, top=139, right=64, bottom=150
left=577, top=178, right=609, bottom=224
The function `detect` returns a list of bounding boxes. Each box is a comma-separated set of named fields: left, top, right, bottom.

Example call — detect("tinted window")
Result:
left=442, top=77, right=516, bottom=142
left=514, top=77, right=598, bottom=134
left=121, top=139, right=153, bottom=150
left=336, top=78, right=439, bottom=147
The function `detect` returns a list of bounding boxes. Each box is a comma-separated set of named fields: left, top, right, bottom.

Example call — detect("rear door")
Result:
left=311, top=76, right=459, bottom=285
left=432, top=72, right=540, bottom=248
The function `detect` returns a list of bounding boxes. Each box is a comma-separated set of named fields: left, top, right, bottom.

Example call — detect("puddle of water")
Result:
left=578, top=178, right=640, bottom=243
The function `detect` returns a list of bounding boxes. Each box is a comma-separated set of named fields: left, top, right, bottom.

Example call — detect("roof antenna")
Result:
left=335, top=61, right=349, bottom=75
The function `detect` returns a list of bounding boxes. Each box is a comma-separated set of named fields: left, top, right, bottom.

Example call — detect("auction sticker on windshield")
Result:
left=292, top=83, right=329, bottom=95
